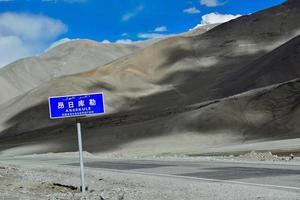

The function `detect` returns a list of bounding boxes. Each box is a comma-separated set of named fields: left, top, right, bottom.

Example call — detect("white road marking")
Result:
left=95, top=168, right=300, bottom=191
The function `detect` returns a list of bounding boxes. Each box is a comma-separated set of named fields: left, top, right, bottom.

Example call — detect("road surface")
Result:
left=68, top=159, right=300, bottom=191
left=1, top=155, right=300, bottom=192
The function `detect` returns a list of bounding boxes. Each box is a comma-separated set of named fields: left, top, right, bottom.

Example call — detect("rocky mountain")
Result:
left=1, top=78, right=299, bottom=155
left=0, top=40, right=140, bottom=105
left=0, top=24, right=217, bottom=106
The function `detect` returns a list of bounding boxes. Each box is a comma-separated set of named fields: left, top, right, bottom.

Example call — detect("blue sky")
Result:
left=0, top=0, right=286, bottom=67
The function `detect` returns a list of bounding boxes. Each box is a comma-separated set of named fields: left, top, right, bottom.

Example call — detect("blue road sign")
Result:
left=48, top=93, right=105, bottom=119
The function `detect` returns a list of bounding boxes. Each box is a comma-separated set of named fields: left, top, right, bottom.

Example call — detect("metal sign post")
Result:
left=76, top=118, right=85, bottom=193
left=48, top=92, right=105, bottom=193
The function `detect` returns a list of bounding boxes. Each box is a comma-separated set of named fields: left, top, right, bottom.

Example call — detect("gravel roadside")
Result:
left=0, top=158, right=300, bottom=200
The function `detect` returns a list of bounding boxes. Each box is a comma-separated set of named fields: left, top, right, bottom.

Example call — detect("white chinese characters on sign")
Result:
left=58, top=102, right=64, bottom=109
left=89, top=99, right=96, bottom=106
left=57, top=98, right=98, bottom=112
left=78, top=100, right=85, bottom=107
left=68, top=101, right=74, bottom=108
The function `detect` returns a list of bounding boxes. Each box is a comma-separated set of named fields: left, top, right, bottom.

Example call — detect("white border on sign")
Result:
left=48, top=92, right=105, bottom=120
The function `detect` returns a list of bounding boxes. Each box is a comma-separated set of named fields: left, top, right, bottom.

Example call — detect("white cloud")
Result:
left=47, top=37, right=72, bottom=49
left=154, top=26, right=167, bottom=32
left=101, top=39, right=135, bottom=44
left=0, top=12, right=67, bottom=67
left=200, top=0, right=225, bottom=7
left=101, top=39, right=111, bottom=44
left=201, top=12, right=241, bottom=24
left=122, top=5, right=144, bottom=21
left=115, top=39, right=134, bottom=44
left=0, top=12, right=67, bottom=41
left=0, top=36, right=30, bottom=67
left=190, top=12, right=241, bottom=30
left=137, top=33, right=167, bottom=39
left=183, top=7, right=201, bottom=14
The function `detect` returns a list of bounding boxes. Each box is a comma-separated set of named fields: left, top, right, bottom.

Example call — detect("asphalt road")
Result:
left=66, top=159, right=300, bottom=192
left=1, top=156, right=300, bottom=192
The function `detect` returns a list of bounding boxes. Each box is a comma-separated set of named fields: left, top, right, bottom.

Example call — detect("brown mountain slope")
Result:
left=1, top=78, right=299, bottom=156
left=213, top=34, right=300, bottom=97
left=0, top=24, right=217, bottom=106
left=0, top=40, right=140, bottom=105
